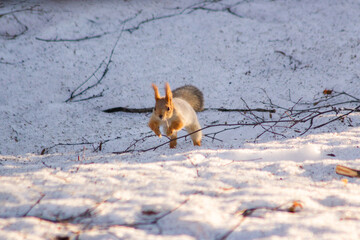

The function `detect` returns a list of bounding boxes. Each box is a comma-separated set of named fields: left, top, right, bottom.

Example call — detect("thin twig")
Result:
left=23, top=193, right=46, bottom=217
left=313, top=105, right=360, bottom=129
left=0, top=5, right=40, bottom=17
left=100, top=198, right=189, bottom=229
left=0, top=14, right=28, bottom=40
left=217, top=200, right=303, bottom=240
left=35, top=33, right=110, bottom=42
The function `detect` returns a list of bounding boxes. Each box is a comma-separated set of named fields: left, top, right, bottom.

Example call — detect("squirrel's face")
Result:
left=152, top=82, right=174, bottom=120
left=153, top=98, right=174, bottom=120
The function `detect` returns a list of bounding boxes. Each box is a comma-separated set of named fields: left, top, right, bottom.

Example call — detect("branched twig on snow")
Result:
left=65, top=13, right=140, bottom=103
left=41, top=141, right=95, bottom=155
left=17, top=197, right=108, bottom=225
left=113, top=91, right=360, bottom=154
left=41, top=135, right=123, bottom=154
left=0, top=14, right=28, bottom=40
left=262, top=90, right=360, bottom=135
left=36, top=10, right=141, bottom=43
left=100, top=198, right=189, bottom=231
left=113, top=123, right=267, bottom=155
left=217, top=201, right=303, bottom=240
left=124, top=1, right=244, bottom=33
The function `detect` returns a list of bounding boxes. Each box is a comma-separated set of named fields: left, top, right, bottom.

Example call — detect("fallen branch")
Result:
left=103, top=106, right=276, bottom=113
left=103, top=107, right=153, bottom=113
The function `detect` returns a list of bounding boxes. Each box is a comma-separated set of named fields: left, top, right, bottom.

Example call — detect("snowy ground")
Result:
left=1, top=0, right=360, bottom=239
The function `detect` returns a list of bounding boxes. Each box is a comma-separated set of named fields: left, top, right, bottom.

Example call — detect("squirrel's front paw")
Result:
left=166, top=128, right=174, bottom=136
left=153, top=130, right=162, bottom=138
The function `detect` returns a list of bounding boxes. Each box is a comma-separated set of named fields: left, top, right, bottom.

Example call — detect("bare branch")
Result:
left=103, top=106, right=275, bottom=113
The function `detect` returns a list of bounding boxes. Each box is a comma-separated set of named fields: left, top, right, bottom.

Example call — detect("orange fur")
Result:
left=166, top=118, right=184, bottom=136
left=165, top=82, right=172, bottom=103
left=148, top=117, right=161, bottom=137
left=193, top=139, right=201, bottom=146
left=152, top=83, right=161, bottom=100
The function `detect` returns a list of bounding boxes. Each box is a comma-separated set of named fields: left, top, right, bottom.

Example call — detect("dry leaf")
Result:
left=323, top=89, right=333, bottom=95
left=288, top=201, right=303, bottom=213
left=142, top=209, right=160, bottom=216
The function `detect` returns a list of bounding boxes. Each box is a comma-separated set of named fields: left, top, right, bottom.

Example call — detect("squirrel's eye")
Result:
left=167, top=107, right=170, bottom=111
left=154, top=107, right=156, bottom=111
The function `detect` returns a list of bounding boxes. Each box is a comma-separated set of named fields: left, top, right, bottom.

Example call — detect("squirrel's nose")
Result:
left=159, top=114, right=163, bottom=119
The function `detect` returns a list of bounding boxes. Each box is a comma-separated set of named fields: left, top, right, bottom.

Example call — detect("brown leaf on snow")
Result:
left=141, top=209, right=160, bottom=216
left=323, top=89, right=333, bottom=95
left=288, top=201, right=303, bottom=213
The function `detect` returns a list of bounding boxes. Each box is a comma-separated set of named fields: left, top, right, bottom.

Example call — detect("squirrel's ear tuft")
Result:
left=165, top=82, right=172, bottom=102
left=152, top=83, right=161, bottom=100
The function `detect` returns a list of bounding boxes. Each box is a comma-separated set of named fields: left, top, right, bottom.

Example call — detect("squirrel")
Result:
left=148, top=82, right=204, bottom=148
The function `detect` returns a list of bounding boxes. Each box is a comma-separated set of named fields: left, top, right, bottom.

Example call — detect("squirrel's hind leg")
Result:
left=186, top=124, right=202, bottom=147
left=169, top=132, right=177, bottom=148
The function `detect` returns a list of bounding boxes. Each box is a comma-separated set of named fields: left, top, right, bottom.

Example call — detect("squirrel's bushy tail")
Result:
left=172, top=85, right=204, bottom=112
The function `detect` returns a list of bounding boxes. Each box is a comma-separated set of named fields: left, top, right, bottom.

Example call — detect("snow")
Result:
left=1, top=0, right=360, bottom=239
